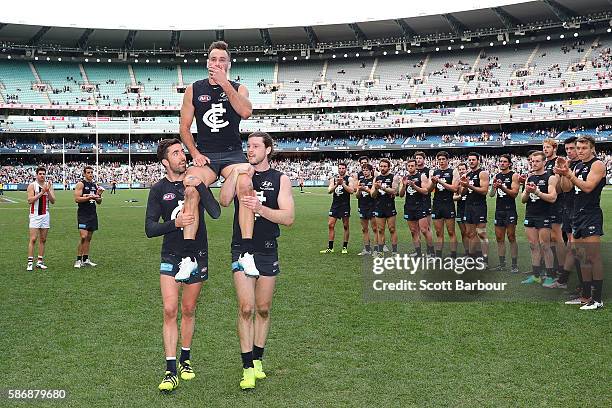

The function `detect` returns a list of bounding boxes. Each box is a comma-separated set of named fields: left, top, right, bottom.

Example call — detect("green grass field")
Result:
left=0, top=187, right=610, bottom=407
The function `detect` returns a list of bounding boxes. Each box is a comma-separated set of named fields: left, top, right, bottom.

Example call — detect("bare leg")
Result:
left=38, top=228, right=48, bottom=258
left=254, top=276, right=276, bottom=348
left=160, top=275, right=180, bottom=357
left=180, top=282, right=203, bottom=348
left=234, top=272, right=256, bottom=352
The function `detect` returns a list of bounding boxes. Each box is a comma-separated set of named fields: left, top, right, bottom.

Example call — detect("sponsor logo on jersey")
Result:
left=163, top=193, right=176, bottom=201
left=198, top=95, right=211, bottom=103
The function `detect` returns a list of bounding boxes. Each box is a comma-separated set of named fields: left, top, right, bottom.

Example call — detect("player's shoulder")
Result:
left=150, top=178, right=169, bottom=192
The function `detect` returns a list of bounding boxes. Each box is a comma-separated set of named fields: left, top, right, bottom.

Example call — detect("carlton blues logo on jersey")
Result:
left=192, top=80, right=242, bottom=152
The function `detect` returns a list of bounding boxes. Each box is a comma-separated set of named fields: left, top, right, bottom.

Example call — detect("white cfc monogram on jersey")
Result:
left=497, top=188, right=507, bottom=197
left=171, top=200, right=185, bottom=229
left=436, top=183, right=444, bottom=191
left=203, top=103, right=229, bottom=133
left=379, top=183, right=387, bottom=195
left=334, top=185, right=344, bottom=195
left=529, top=193, right=539, bottom=202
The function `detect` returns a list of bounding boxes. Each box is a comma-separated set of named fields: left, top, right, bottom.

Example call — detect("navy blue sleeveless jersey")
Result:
left=232, top=168, right=283, bottom=252
left=192, top=79, right=242, bottom=153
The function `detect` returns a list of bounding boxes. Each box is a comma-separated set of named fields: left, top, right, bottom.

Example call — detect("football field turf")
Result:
left=0, top=187, right=610, bottom=407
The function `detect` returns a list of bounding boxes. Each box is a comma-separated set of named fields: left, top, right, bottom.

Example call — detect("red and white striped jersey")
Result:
left=29, top=182, right=49, bottom=216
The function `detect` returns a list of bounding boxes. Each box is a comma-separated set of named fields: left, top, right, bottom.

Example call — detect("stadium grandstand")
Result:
left=1, top=0, right=611, bottom=190
left=2, top=1, right=612, bottom=406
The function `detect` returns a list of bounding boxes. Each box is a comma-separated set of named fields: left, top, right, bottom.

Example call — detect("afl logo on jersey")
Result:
left=198, top=95, right=211, bottom=103
left=163, top=193, right=176, bottom=201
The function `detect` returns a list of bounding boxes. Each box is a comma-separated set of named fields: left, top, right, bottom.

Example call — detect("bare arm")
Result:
left=255, top=175, right=295, bottom=226
left=569, top=161, right=605, bottom=194
left=224, top=84, right=253, bottom=120
left=343, top=177, right=355, bottom=194
left=467, top=171, right=489, bottom=195
left=327, top=178, right=336, bottom=194
left=27, top=184, right=43, bottom=204
left=74, top=182, right=91, bottom=203
left=413, top=173, right=430, bottom=195
left=500, top=173, right=520, bottom=198
left=442, top=170, right=459, bottom=193
left=179, top=85, right=199, bottom=157
left=537, top=175, right=558, bottom=203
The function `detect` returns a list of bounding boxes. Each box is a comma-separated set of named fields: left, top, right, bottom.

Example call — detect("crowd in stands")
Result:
left=2, top=151, right=611, bottom=186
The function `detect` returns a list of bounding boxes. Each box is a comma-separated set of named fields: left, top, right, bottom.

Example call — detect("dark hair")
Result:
left=380, top=158, right=391, bottom=166
left=358, top=156, right=369, bottom=163
left=338, top=162, right=347, bottom=168
left=457, top=162, right=467, bottom=170
left=576, top=135, right=596, bottom=148
left=406, top=159, right=417, bottom=165
left=564, top=136, right=578, bottom=145
left=35, top=166, right=46, bottom=174
left=157, top=138, right=182, bottom=161
left=363, top=164, right=373, bottom=172
left=499, top=154, right=512, bottom=164
left=248, top=132, right=274, bottom=158
left=415, top=151, right=426, bottom=159
left=208, top=41, right=231, bottom=60
left=468, top=152, right=480, bottom=160
left=83, top=166, right=94, bottom=174
left=436, top=151, right=449, bottom=159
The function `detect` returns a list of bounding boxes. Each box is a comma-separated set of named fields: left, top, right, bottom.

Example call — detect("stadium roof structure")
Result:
left=0, top=0, right=610, bottom=56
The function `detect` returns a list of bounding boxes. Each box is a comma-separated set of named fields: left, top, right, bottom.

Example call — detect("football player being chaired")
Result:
left=355, top=163, right=377, bottom=256
left=146, top=139, right=217, bottom=392
left=320, top=162, right=355, bottom=254
left=400, top=159, right=433, bottom=256
left=219, top=132, right=295, bottom=389
left=178, top=40, right=257, bottom=281
left=520, top=151, right=558, bottom=285
left=556, top=136, right=606, bottom=310
left=489, top=154, right=520, bottom=273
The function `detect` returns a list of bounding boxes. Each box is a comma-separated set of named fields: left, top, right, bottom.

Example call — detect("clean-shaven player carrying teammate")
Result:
left=489, top=154, right=520, bottom=273
left=26, top=167, right=56, bottom=271
left=320, top=163, right=355, bottom=254
left=177, top=40, right=254, bottom=280
left=146, top=139, right=213, bottom=392
left=556, top=136, right=606, bottom=310
left=219, top=132, right=295, bottom=390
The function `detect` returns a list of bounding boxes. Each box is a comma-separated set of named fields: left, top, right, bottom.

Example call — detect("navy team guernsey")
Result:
left=524, top=172, right=552, bottom=229
left=373, top=172, right=397, bottom=218
left=494, top=171, right=517, bottom=227
left=357, top=171, right=375, bottom=219
left=232, top=168, right=282, bottom=252
left=231, top=168, right=283, bottom=276
left=571, top=157, right=605, bottom=239
left=145, top=178, right=208, bottom=282
left=192, top=79, right=242, bottom=153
